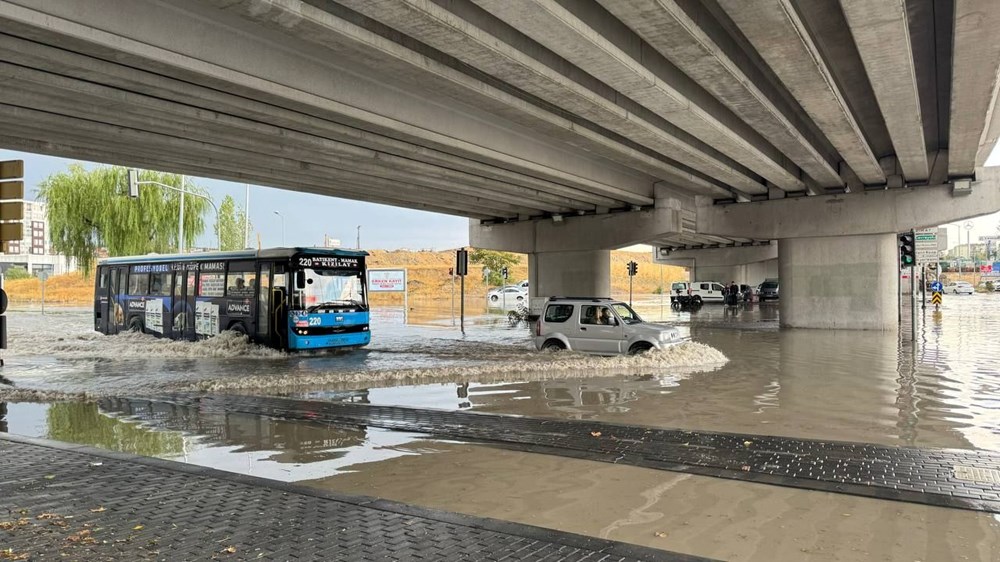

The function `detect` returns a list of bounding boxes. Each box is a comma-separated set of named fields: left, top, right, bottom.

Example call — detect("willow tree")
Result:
left=38, top=165, right=210, bottom=272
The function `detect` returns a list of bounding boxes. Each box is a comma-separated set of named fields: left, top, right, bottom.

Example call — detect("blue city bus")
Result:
left=94, top=248, right=370, bottom=351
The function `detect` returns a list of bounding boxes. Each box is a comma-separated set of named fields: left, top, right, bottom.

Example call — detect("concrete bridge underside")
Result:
left=1, top=0, right=1000, bottom=328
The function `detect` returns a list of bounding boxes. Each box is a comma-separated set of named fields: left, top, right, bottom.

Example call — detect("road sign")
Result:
left=931, top=291, right=942, bottom=306
left=930, top=280, right=943, bottom=292
left=914, top=228, right=938, bottom=264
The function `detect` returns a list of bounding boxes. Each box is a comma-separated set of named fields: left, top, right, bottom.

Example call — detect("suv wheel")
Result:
left=490, top=295, right=499, bottom=302
left=542, top=340, right=565, bottom=352
left=693, top=296, right=702, bottom=305
left=628, top=342, right=653, bottom=355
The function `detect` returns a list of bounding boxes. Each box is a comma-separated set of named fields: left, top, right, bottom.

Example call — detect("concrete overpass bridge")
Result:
left=1, top=0, right=999, bottom=328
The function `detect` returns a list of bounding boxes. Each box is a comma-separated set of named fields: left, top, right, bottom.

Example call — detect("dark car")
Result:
left=759, top=280, right=779, bottom=301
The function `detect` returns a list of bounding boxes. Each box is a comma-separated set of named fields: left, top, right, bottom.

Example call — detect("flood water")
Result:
left=3, top=294, right=1000, bottom=560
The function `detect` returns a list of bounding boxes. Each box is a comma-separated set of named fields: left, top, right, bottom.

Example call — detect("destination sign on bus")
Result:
left=298, top=256, right=361, bottom=269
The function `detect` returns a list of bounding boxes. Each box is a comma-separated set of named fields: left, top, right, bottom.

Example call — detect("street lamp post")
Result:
left=965, top=221, right=974, bottom=264
left=356, top=225, right=361, bottom=249
left=274, top=211, right=285, bottom=246
left=134, top=175, right=220, bottom=251
left=244, top=183, right=250, bottom=249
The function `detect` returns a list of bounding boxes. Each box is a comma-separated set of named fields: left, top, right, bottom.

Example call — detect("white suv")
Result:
left=535, top=298, right=684, bottom=355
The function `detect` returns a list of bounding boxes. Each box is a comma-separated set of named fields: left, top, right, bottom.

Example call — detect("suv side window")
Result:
left=700, top=283, right=710, bottom=290
left=544, top=304, right=573, bottom=323
left=712, top=283, right=725, bottom=291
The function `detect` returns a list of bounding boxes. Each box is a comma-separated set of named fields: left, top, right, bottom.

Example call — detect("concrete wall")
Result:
left=747, top=259, right=779, bottom=284
left=529, top=250, right=611, bottom=299
left=779, top=234, right=897, bottom=330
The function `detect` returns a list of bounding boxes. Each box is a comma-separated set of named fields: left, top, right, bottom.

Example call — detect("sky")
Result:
left=0, top=149, right=469, bottom=251
left=3, top=145, right=1000, bottom=251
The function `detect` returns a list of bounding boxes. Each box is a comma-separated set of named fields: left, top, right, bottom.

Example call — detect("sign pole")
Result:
left=403, top=267, right=408, bottom=325
left=450, top=270, right=455, bottom=326
left=460, top=273, right=465, bottom=335
left=921, top=265, right=926, bottom=310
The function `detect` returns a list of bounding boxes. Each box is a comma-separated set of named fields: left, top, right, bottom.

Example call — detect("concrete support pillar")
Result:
left=778, top=234, right=897, bottom=330
left=529, top=250, right=610, bottom=299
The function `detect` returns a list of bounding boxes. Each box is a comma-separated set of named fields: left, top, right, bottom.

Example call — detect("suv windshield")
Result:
left=762, top=282, right=778, bottom=289
left=610, top=302, right=643, bottom=325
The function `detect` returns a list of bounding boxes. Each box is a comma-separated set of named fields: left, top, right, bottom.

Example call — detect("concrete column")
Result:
left=778, top=234, right=897, bottom=330
left=529, top=250, right=610, bottom=299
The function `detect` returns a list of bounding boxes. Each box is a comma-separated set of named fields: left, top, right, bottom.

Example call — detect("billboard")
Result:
left=368, top=269, right=406, bottom=292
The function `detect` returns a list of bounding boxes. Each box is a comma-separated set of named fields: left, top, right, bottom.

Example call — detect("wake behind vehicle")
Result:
left=94, top=247, right=370, bottom=351
left=535, top=297, right=684, bottom=355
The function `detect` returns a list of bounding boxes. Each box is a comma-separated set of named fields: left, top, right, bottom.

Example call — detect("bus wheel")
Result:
left=127, top=317, right=144, bottom=333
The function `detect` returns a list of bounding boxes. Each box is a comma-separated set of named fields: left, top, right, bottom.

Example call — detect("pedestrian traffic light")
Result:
left=899, top=232, right=915, bottom=268
left=0, top=160, right=24, bottom=252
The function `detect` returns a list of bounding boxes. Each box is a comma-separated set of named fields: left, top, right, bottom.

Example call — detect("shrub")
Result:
left=4, top=266, right=30, bottom=280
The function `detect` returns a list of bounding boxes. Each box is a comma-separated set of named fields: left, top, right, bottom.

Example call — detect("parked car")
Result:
left=945, top=281, right=974, bottom=295
left=535, top=297, right=684, bottom=355
left=669, top=281, right=727, bottom=305
left=758, top=280, right=780, bottom=301
left=487, top=286, right=527, bottom=303
left=516, top=279, right=529, bottom=289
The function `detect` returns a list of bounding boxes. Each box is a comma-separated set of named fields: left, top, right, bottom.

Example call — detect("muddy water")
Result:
left=4, top=294, right=1000, bottom=560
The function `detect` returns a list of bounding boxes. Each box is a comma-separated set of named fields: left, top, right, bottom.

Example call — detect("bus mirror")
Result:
left=294, top=270, right=306, bottom=290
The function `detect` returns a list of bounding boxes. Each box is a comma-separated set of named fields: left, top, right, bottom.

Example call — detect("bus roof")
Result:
left=99, top=247, right=368, bottom=265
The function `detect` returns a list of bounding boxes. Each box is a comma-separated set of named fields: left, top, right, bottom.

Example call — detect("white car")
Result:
left=487, top=286, right=527, bottom=303
left=944, top=281, right=974, bottom=295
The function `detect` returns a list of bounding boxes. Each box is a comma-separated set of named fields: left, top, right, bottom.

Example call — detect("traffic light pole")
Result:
left=910, top=229, right=917, bottom=343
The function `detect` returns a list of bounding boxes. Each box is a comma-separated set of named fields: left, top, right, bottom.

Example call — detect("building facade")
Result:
left=0, top=201, right=77, bottom=277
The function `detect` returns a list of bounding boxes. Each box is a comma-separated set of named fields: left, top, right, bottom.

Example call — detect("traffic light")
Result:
left=501, top=266, right=508, bottom=279
left=0, top=160, right=24, bottom=252
left=899, top=232, right=915, bottom=268
left=456, top=248, right=468, bottom=276
left=627, top=261, right=638, bottom=276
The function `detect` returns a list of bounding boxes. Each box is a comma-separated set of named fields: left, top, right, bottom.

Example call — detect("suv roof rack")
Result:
left=547, top=296, right=615, bottom=302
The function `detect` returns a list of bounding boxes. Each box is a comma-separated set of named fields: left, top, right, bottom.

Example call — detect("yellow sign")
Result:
left=931, top=291, right=942, bottom=305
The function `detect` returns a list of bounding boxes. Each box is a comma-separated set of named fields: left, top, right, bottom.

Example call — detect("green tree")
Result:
left=215, top=195, right=252, bottom=251
left=470, top=248, right=520, bottom=287
left=4, top=266, right=30, bottom=280
left=38, top=165, right=210, bottom=272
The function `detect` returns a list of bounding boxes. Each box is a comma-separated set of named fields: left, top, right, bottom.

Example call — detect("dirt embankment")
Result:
left=4, top=250, right=688, bottom=305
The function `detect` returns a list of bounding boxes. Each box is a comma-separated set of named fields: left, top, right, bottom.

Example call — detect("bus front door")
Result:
left=172, top=271, right=197, bottom=341
left=256, top=262, right=288, bottom=349
left=106, top=266, right=128, bottom=334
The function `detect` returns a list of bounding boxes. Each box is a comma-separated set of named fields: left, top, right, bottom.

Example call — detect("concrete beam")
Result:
left=339, top=0, right=763, bottom=196
left=697, top=167, right=1000, bottom=239
left=654, top=244, right=778, bottom=268
left=718, top=0, right=885, bottom=185
left=0, top=33, right=637, bottom=208
left=597, top=0, right=842, bottom=189
left=840, top=0, right=929, bottom=182
left=949, top=0, right=1000, bottom=176
left=471, top=207, right=682, bottom=254
left=475, top=0, right=803, bottom=192
left=0, top=0, right=657, bottom=206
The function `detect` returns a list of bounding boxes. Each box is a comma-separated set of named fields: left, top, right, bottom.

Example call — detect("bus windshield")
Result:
left=300, top=268, right=366, bottom=310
